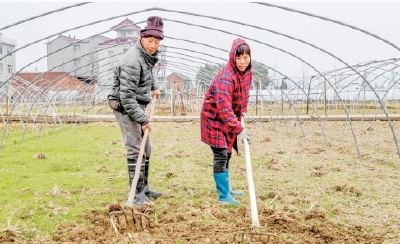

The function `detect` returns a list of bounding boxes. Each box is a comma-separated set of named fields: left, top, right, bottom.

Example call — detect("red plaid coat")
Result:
left=200, top=38, right=253, bottom=153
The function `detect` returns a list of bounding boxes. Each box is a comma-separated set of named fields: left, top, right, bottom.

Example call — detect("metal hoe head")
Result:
left=108, top=203, right=151, bottom=236
left=233, top=228, right=281, bottom=244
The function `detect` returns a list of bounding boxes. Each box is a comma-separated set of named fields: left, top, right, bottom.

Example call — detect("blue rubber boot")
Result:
left=214, top=171, right=241, bottom=205
left=225, top=169, right=244, bottom=196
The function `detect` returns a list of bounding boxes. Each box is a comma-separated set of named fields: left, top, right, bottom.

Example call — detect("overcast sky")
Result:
left=1, top=1, right=400, bottom=78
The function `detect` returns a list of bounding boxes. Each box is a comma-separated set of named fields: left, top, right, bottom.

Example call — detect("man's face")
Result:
left=141, top=37, right=160, bottom=55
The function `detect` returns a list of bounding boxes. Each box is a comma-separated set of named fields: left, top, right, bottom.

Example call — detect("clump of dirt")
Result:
left=304, top=209, right=326, bottom=220
left=311, top=170, right=326, bottom=177
left=264, top=136, right=272, bottom=142
left=309, top=148, right=325, bottom=155
left=0, top=218, right=22, bottom=243
left=166, top=172, right=178, bottom=178
left=96, top=166, right=109, bottom=173
left=108, top=203, right=123, bottom=212
left=33, top=153, right=47, bottom=159
left=334, top=183, right=362, bottom=196
left=268, top=158, right=282, bottom=171
left=0, top=229, right=19, bottom=242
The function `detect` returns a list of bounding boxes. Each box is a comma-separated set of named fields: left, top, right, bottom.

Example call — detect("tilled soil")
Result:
left=5, top=120, right=400, bottom=243
left=47, top=204, right=384, bottom=244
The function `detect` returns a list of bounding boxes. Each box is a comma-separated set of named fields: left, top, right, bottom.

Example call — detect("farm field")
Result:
left=1, top=120, right=400, bottom=243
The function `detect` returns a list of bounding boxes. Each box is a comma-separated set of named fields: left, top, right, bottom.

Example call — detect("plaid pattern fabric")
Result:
left=201, top=38, right=253, bottom=152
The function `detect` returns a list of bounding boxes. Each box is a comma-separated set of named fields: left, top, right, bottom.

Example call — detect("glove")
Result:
left=237, top=130, right=250, bottom=143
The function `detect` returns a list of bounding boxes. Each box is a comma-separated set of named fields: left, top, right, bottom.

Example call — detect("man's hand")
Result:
left=142, top=122, right=152, bottom=132
left=151, top=89, right=161, bottom=99
left=237, top=129, right=250, bottom=143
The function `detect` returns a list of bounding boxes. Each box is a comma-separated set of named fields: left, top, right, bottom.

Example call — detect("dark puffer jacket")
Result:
left=109, top=41, right=159, bottom=125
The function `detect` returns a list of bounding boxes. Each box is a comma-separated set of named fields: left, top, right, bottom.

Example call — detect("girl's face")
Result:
left=236, top=53, right=251, bottom=72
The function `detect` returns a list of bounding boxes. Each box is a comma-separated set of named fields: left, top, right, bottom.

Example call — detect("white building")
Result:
left=46, top=18, right=166, bottom=102
left=0, top=32, right=17, bottom=76
left=0, top=32, right=17, bottom=102
left=96, top=18, right=141, bottom=101
left=96, top=18, right=167, bottom=101
left=47, top=34, right=110, bottom=78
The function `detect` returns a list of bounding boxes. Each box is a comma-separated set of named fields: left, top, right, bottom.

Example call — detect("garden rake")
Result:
left=109, top=97, right=157, bottom=234
left=233, top=117, right=281, bottom=244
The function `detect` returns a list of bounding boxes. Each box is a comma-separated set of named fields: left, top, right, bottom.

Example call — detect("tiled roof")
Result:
left=12, top=72, right=94, bottom=92
left=96, top=34, right=111, bottom=41
left=111, top=18, right=140, bottom=30
left=171, top=72, right=192, bottom=81
left=58, top=34, right=79, bottom=41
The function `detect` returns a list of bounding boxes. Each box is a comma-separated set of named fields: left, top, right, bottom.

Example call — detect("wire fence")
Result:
left=0, top=3, right=399, bottom=161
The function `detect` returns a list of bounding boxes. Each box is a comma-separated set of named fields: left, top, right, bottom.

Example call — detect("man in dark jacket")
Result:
left=108, top=16, right=163, bottom=206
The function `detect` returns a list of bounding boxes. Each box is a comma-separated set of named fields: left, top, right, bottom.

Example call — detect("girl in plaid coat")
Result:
left=200, top=38, right=252, bottom=205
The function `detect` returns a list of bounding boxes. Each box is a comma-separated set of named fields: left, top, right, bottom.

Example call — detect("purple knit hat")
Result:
left=140, top=16, right=164, bottom=40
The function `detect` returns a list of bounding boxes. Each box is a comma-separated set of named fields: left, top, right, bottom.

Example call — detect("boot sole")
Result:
left=145, top=193, right=162, bottom=199
left=217, top=200, right=241, bottom=205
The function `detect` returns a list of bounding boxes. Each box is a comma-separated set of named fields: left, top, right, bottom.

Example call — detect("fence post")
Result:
left=362, top=72, right=368, bottom=121
left=171, top=82, right=175, bottom=118
left=256, top=78, right=260, bottom=115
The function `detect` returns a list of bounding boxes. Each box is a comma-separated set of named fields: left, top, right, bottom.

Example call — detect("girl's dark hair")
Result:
left=236, top=44, right=251, bottom=57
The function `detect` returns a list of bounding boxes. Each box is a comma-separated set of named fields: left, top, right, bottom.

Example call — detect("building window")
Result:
left=7, top=65, right=13, bottom=74
left=7, top=46, right=12, bottom=56
left=74, top=44, right=81, bottom=52
left=123, top=48, right=129, bottom=54
left=120, top=30, right=134, bottom=37
left=74, top=58, right=81, bottom=67
left=0, top=63, right=3, bottom=74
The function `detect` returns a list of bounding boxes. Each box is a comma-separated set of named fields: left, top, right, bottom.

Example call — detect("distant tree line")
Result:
left=195, top=61, right=271, bottom=89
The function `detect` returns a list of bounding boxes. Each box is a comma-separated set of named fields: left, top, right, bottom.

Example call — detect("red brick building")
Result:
left=166, top=72, right=191, bottom=91
left=12, top=72, right=95, bottom=101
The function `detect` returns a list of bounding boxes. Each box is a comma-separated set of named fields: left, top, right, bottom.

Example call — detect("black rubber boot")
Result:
left=144, top=157, right=162, bottom=199
left=127, top=158, right=152, bottom=206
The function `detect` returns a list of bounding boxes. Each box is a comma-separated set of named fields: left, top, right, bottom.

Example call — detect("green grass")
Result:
left=0, top=123, right=127, bottom=238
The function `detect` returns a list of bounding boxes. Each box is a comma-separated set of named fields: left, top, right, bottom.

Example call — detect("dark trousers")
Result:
left=211, top=147, right=232, bottom=173
left=113, top=108, right=151, bottom=159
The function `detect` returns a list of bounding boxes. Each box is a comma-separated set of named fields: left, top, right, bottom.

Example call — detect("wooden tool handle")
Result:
left=241, top=117, right=260, bottom=228
left=126, top=97, right=157, bottom=207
